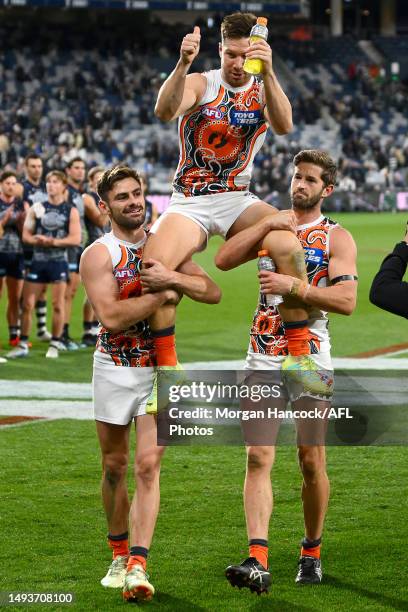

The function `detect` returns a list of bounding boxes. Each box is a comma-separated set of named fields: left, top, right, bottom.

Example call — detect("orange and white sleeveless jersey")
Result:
left=94, top=231, right=155, bottom=367
left=249, top=216, right=339, bottom=357
left=173, top=69, right=267, bottom=197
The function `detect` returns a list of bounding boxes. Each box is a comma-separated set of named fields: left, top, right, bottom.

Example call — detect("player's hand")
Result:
left=180, top=26, right=201, bottom=67
left=262, top=210, right=297, bottom=234
left=245, top=39, right=273, bottom=76
left=0, top=205, right=14, bottom=227
left=258, top=270, right=293, bottom=296
left=140, top=258, right=175, bottom=292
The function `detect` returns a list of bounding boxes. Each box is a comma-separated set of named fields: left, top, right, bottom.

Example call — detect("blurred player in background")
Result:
left=7, top=171, right=81, bottom=359
left=16, top=154, right=51, bottom=342
left=81, top=165, right=110, bottom=347
left=217, top=150, right=358, bottom=591
left=149, top=12, right=325, bottom=402
left=139, top=174, right=158, bottom=230
left=64, top=157, right=106, bottom=349
left=80, top=165, right=220, bottom=602
left=0, top=171, right=26, bottom=349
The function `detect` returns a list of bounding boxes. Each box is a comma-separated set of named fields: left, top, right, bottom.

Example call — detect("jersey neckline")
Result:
left=109, top=230, right=147, bottom=250
left=218, top=69, right=255, bottom=93
left=296, top=214, right=326, bottom=231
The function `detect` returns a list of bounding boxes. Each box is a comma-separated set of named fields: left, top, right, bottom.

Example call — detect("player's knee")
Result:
left=247, top=446, right=274, bottom=471
left=103, top=453, right=128, bottom=486
left=265, top=230, right=302, bottom=261
left=52, top=301, right=63, bottom=316
left=298, top=447, right=326, bottom=478
left=135, top=449, right=163, bottom=484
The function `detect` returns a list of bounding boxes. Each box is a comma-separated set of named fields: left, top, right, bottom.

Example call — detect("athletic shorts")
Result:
left=0, top=252, right=25, bottom=279
left=245, top=348, right=333, bottom=402
left=150, top=191, right=260, bottom=239
left=26, top=260, right=69, bottom=284
left=93, top=351, right=155, bottom=425
left=67, top=246, right=83, bottom=274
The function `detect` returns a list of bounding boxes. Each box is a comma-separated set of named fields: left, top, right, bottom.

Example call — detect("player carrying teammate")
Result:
left=80, top=165, right=221, bottom=603
left=149, top=12, right=325, bottom=401
left=217, top=150, right=358, bottom=591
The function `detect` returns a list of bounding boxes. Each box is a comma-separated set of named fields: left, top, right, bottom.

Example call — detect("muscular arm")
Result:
left=245, top=39, right=292, bottom=134
left=154, top=26, right=206, bottom=122
left=140, top=258, right=222, bottom=304
left=369, top=241, right=408, bottom=318
left=53, top=206, right=81, bottom=247
left=258, top=226, right=358, bottom=315
left=214, top=210, right=296, bottom=271
left=80, top=244, right=175, bottom=334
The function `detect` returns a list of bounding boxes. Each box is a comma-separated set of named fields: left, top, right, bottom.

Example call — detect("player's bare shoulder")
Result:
left=329, top=224, right=357, bottom=256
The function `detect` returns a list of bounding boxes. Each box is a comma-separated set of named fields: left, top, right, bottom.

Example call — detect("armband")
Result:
left=331, top=275, right=358, bottom=285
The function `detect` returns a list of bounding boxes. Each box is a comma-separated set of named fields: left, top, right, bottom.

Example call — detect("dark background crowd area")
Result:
left=0, top=9, right=407, bottom=208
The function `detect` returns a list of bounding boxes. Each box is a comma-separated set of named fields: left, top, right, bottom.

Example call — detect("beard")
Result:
left=110, top=207, right=146, bottom=229
left=291, top=188, right=325, bottom=210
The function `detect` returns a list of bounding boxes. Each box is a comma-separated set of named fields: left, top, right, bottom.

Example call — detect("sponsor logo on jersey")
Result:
left=304, top=248, right=324, bottom=265
left=230, top=109, right=261, bottom=126
left=202, top=106, right=224, bottom=120
left=115, top=268, right=136, bottom=279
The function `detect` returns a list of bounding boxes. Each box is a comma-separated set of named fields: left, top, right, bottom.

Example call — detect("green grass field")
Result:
left=1, top=420, right=407, bottom=611
left=1, top=212, right=407, bottom=611
left=0, top=212, right=407, bottom=381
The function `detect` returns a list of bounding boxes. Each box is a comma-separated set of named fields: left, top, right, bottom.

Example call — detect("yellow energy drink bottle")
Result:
left=243, top=17, right=268, bottom=75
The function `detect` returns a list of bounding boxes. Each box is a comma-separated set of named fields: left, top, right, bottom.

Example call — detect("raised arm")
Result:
left=80, top=244, right=178, bottom=334
left=245, top=39, right=292, bottom=135
left=154, top=26, right=207, bottom=122
left=140, top=258, right=222, bottom=304
left=257, top=226, right=358, bottom=315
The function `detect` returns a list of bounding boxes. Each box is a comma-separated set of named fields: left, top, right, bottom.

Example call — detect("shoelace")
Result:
left=299, top=557, right=318, bottom=574
left=109, top=557, right=127, bottom=576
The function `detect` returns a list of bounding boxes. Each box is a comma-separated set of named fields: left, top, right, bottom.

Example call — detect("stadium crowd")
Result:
left=0, top=16, right=407, bottom=197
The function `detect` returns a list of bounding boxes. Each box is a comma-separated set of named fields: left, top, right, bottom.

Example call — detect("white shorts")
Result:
left=245, top=348, right=333, bottom=402
left=93, top=352, right=155, bottom=425
left=151, top=191, right=260, bottom=239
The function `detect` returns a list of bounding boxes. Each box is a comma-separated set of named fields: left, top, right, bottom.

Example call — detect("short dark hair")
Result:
left=66, top=157, right=86, bottom=170
left=293, top=150, right=337, bottom=187
left=97, top=166, right=141, bottom=203
left=221, top=12, right=256, bottom=42
left=24, top=153, right=42, bottom=165
left=0, top=171, right=17, bottom=182
left=46, top=170, right=68, bottom=185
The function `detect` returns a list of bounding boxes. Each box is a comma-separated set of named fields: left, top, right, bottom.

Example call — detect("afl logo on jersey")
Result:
left=202, top=106, right=224, bottom=120
left=115, top=268, right=136, bottom=279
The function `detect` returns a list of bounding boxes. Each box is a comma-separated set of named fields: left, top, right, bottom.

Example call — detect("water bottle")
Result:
left=243, top=17, right=268, bottom=75
left=257, top=249, right=283, bottom=307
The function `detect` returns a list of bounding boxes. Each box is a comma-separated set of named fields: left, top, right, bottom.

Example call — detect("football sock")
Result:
left=9, top=326, right=19, bottom=341
left=127, top=546, right=148, bottom=571
left=301, top=536, right=321, bottom=559
left=108, top=532, right=129, bottom=559
left=249, top=538, right=268, bottom=569
left=285, top=321, right=310, bottom=356
left=83, top=321, right=92, bottom=332
left=35, top=300, right=47, bottom=334
left=152, top=326, right=177, bottom=366
left=62, top=323, right=69, bottom=340
left=20, top=335, right=29, bottom=347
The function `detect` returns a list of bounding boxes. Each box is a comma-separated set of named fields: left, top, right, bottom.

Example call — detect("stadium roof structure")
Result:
left=0, top=0, right=305, bottom=13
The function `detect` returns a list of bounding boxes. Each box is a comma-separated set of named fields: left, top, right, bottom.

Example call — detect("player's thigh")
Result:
left=96, top=420, right=131, bottom=462
left=22, top=280, right=45, bottom=308
left=293, top=397, right=330, bottom=447
left=226, top=200, right=277, bottom=239
left=144, top=213, right=206, bottom=270
left=51, top=281, right=67, bottom=306
left=67, top=271, right=81, bottom=292
left=134, top=414, right=165, bottom=467
left=6, top=276, right=24, bottom=302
